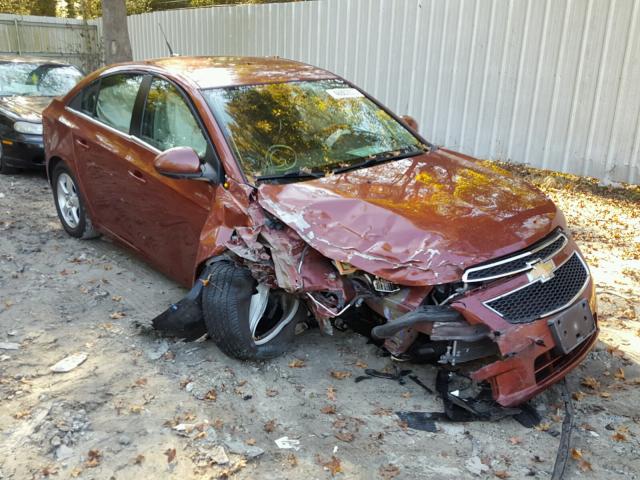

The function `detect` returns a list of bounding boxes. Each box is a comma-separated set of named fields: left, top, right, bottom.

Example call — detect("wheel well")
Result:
left=47, top=156, right=65, bottom=184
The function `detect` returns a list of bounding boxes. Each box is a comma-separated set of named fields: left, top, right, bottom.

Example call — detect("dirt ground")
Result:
left=0, top=165, right=639, bottom=480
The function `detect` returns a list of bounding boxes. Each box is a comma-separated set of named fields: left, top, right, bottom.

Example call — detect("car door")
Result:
left=70, top=73, right=145, bottom=246
left=124, top=76, right=216, bottom=286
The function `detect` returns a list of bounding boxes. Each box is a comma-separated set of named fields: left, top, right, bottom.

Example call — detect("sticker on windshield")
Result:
left=327, top=88, right=364, bottom=100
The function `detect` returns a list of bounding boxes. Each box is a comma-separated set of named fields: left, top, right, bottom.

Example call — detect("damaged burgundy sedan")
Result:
left=43, top=57, right=597, bottom=407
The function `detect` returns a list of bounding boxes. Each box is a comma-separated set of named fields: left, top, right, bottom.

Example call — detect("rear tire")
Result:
left=202, top=260, right=305, bottom=360
left=0, top=143, right=19, bottom=175
left=52, top=162, right=99, bottom=239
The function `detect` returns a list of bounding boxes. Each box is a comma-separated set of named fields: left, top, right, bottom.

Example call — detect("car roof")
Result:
left=0, top=55, right=76, bottom=67
left=129, top=56, right=338, bottom=89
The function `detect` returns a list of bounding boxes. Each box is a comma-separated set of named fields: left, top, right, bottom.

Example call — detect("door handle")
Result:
left=128, top=169, right=147, bottom=184
left=75, top=138, right=89, bottom=149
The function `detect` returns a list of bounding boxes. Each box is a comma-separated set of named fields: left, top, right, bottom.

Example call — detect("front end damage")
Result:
left=215, top=193, right=598, bottom=407
left=155, top=152, right=598, bottom=408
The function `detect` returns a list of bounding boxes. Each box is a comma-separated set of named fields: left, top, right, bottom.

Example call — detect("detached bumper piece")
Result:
left=151, top=279, right=207, bottom=340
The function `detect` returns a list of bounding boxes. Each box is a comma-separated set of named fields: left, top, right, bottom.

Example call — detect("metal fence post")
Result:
left=13, top=18, right=21, bottom=54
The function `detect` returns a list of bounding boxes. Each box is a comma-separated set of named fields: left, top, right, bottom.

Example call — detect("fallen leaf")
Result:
left=42, top=465, right=59, bottom=476
left=400, top=392, right=412, bottom=399
left=373, top=407, right=393, bottom=416
left=326, top=385, right=337, bottom=401
left=70, top=467, right=83, bottom=477
left=264, top=419, right=277, bottom=433
left=85, top=449, right=102, bottom=468
left=162, top=350, right=175, bottom=361
left=600, top=391, right=611, bottom=398
left=266, top=388, right=279, bottom=397
left=581, top=377, right=600, bottom=390
left=134, top=377, right=148, bottom=387
left=321, top=404, right=337, bottom=414
left=13, top=409, right=31, bottom=419
left=111, top=295, right=123, bottom=302
left=612, top=426, right=629, bottom=442
left=289, top=358, right=305, bottom=368
left=355, top=360, right=368, bottom=369
left=379, top=464, right=400, bottom=479
left=129, top=405, right=143, bottom=414
left=570, top=448, right=582, bottom=460
left=494, top=470, right=510, bottom=479
left=330, top=370, right=352, bottom=380
left=204, top=389, right=217, bottom=401
left=334, top=431, right=354, bottom=442
left=164, top=447, right=177, bottom=463
left=572, top=391, right=586, bottom=401
left=219, top=459, right=247, bottom=478
left=318, top=455, right=342, bottom=476
left=535, top=422, right=551, bottom=432
left=614, top=368, right=626, bottom=380
left=110, top=311, right=126, bottom=319
left=287, top=453, right=298, bottom=467
left=579, top=459, right=593, bottom=472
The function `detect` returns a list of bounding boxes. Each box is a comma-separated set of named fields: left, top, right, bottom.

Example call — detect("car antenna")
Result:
left=158, top=23, right=179, bottom=57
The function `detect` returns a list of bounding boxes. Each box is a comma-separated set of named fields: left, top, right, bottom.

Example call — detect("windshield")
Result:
left=203, top=79, right=424, bottom=181
left=0, top=62, right=83, bottom=97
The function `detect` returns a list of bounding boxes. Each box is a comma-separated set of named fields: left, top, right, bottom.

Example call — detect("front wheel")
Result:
left=202, top=261, right=305, bottom=360
left=52, top=162, right=99, bottom=239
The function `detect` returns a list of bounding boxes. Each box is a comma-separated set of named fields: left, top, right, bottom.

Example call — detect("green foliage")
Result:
left=0, top=0, right=55, bottom=16
left=0, top=0, right=297, bottom=18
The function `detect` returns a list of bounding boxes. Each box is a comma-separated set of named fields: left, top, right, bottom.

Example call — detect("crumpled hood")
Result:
left=0, top=96, right=51, bottom=122
left=257, top=150, right=562, bottom=286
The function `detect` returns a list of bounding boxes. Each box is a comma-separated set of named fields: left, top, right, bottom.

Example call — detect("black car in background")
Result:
left=0, top=56, right=83, bottom=174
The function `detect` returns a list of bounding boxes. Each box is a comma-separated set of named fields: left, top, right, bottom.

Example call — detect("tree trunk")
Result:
left=101, top=0, right=132, bottom=64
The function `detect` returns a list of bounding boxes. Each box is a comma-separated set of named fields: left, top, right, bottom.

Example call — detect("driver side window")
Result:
left=140, top=78, right=208, bottom=158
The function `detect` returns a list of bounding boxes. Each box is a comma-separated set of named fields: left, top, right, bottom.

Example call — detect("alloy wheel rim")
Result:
left=249, top=284, right=299, bottom=346
left=56, top=173, right=80, bottom=229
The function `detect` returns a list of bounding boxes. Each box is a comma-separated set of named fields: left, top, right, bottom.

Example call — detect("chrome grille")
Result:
left=463, top=230, right=567, bottom=283
left=484, top=252, right=589, bottom=324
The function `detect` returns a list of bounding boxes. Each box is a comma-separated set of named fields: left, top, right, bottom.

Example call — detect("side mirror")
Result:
left=153, top=147, right=219, bottom=183
left=401, top=115, right=419, bottom=133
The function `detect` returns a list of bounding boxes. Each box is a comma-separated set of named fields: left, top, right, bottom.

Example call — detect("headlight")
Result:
left=13, top=121, right=43, bottom=135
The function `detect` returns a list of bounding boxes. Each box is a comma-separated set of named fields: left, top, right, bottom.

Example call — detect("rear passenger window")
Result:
left=95, top=74, right=143, bottom=133
left=140, top=78, right=208, bottom=158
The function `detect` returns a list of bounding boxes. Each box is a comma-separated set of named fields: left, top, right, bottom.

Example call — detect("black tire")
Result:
left=0, top=143, right=19, bottom=175
left=51, top=162, right=100, bottom=239
left=202, top=260, right=305, bottom=360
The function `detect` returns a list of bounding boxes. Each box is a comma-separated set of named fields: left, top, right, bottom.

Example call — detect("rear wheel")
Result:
left=202, top=260, right=305, bottom=360
left=52, top=162, right=99, bottom=239
left=0, top=143, right=19, bottom=175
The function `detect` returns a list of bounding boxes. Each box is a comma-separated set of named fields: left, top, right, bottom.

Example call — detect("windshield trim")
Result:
left=201, top=78, right=434, bottom=185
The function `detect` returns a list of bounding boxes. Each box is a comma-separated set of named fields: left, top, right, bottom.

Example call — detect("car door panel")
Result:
left=124, top=137, right=213, bottom=285
left=71, top=74, right=144, bottom=245
left=121, top=76, right=216, bottom=286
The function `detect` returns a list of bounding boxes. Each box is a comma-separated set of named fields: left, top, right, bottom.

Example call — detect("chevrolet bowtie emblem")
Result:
left=527, top=258, right=556, bottom=283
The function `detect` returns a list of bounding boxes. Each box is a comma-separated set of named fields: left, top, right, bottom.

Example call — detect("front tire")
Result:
left=52, top=162, right=99, bottom=239
left=202, top=261, right=305, bottom=360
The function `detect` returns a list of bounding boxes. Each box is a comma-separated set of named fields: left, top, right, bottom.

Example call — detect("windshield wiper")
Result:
left=332, top=146, right=426, bottom=175
left=255, top=170, right=326, bottom=182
